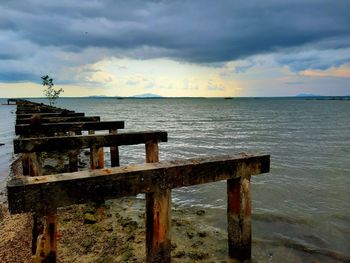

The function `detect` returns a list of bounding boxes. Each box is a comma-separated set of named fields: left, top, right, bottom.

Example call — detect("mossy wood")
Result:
left=14, top=131, right=167, bottom=153
left=15, top=121, right=125, bottom=136
left=16, top=112, right=85, bottom=119
left=7, top=154, right=269, bottom=214
left=16, top=116, right=101, bottom=125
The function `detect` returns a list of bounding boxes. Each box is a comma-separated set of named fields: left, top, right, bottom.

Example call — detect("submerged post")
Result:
left=145, top=142, right=171, bottom=263
left=227, top=174, right=252, bottom=261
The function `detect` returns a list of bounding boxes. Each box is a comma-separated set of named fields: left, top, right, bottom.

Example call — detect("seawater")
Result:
left=0, top=97, right=349, bottom=262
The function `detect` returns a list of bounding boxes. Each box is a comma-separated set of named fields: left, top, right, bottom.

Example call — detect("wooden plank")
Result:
left=16, top=116, right=100, bottom=125
left=16, top=112, right=85, bottom=119
left=7, top=154, right=270, bottom=214
left=15, top=121, right=125, bottom=136
left=14, top=131, right=168, bottom=153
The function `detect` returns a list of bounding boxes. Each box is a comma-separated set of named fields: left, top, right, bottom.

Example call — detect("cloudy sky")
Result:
left=1, top=0, right=350, bottom=97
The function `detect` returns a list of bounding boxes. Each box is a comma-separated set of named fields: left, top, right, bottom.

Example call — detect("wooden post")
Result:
left=145, top=143, right=171, bottom=263
left=24, top=153, right=42, bottom=177
left=56, top=132, right=65, bottom=171
left=22, top=153, right=30, bottom=175
left=68, top=131, right=78, bottom=172
left=25, top=152, right=57, bottom=262
left=33, top=212, right=58, bottom=263
left=89, top=130, right=104, bottom=169
left=109, top=129, right=120, bottom=167
left=227, top=175, right=252, bottom=261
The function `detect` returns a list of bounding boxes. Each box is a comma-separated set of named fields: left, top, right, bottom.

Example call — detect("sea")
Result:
left=0, top=97, right=349, bottom=262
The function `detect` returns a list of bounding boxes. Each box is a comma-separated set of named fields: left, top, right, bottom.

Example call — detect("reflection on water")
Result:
left=1, top=97, right=349, bottom=261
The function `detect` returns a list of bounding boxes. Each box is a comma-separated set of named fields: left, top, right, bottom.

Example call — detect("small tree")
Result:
left=41, top=75, right=64, bottom=106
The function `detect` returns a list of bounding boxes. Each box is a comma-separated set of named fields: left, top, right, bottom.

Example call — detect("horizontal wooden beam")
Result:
left=16, top=109, right=75, bottom=114
left=7, top=153, right=270, bottom=214
left=16, top=112, right=85, bottom=119
left=15, top=121, right=125, bottom=136
left=14, top=131, right=167, bottom=153
left=16, top=116, right=100, bottom=125
left=17, top=105, right=68, bottom=111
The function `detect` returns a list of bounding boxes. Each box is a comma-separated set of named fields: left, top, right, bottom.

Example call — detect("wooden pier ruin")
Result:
left=6, top=99, right=270, bottom=262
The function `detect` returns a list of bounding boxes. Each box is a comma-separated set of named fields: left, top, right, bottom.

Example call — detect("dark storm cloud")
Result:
left=1, top=0, right=350, bottom=82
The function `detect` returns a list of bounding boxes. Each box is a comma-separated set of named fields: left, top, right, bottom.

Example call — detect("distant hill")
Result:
left=296, top=93, right=320, bottom=97
left=131, top=93, right=163, bottom=98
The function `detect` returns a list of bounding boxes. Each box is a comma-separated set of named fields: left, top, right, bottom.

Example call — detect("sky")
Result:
left=0, top=0, right=350, bottom=98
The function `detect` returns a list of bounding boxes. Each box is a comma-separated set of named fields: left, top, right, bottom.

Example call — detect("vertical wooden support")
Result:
left=109, top=129, right=120, bottom=167
left=227, top=175, right=252, bottom=261
left=25, top=150, right=57, bottom=262
left=90, top=147, right=104, bottom=169
left=23, top=153, right=42, bottom=176
left=89, top=130, right=104, bottom=169
left=22, top=153, right=30, bottom=175
left=145, top=143, right=171, bottom=263
left=68, top=131, right=78, bottom=172
left=56, top=132, right=65, bottom=171
left=33, top=212, right=58, bottom=263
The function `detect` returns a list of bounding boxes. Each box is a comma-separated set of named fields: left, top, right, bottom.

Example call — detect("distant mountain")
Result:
left=88, top=95, right=109, bottom=98
left=132, top=93, right=163, bottom=98
left=296, top=93, right=320, bottom=97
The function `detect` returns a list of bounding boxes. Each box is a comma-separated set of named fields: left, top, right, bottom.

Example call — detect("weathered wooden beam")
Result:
left=88, top=130, right=104, bottom=169
left=7, top=154, right=270, bottom=214
left=109, top=129, right=120, bottom=167
left=145, top=143, right=171, bottom=263
left=227, top=176, right=251, bottom=261
left=16, top=106, right=70, bottom=112
left=15, top=121, right=125, bottom=136
left=16, top=116, right=100, bottom=125
left=16, top=112, right=85, bottom=119
left=14, top=131, right=168, bottom=153
left=16, top=109, right=75, bottom=114
left=32, top=212, right=57, bottom=262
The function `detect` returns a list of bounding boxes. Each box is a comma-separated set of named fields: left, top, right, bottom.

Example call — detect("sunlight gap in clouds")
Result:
left=90, top=58, right=243, bottom=97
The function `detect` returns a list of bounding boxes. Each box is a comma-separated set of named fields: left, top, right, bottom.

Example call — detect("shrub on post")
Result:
left=41, top=75, right=64, bottom=106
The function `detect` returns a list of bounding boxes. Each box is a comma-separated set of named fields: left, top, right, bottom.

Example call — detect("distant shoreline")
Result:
left=1, top=96, right=350, bottom=100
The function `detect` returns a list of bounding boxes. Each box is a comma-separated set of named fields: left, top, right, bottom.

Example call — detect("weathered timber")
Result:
left=109, top=129, right=120, bottom=167
left=32, top=212, right=57, bottom=262
left=16, top=116, right=100, bottom=125
left=16, top=112, right=85, bottom=119
left=227, top=176, right=252, bottom=260
left=16, top=109, right=75, bottom=114
left=14, top=131, right=168, bottom=153
left=7, top=153, right=270, bottom=214
left=88, top=130, right=104, bottom=169
left=16, top=103, right=66, bottom=109
left=145, top=142, right=171, bottom=263
left=15, top=121, right=125, bottom=136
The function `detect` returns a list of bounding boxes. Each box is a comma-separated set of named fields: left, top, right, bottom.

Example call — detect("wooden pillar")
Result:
left=22, top=153, right=42, bottom=176
left=26, top=152, right=57, bottom=262
left=109, top=129, right=120, bottom=167
left=89, top=130, right=104, bottom=169
left=22, top=153, right=30, bottom=175
left=145, top=143, right=171, bottom=263
left=32, top=212, right=58, bottom=263
left=68, top=131, right=78, bottom=172
left=227, top=175, right=252, bottom=261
